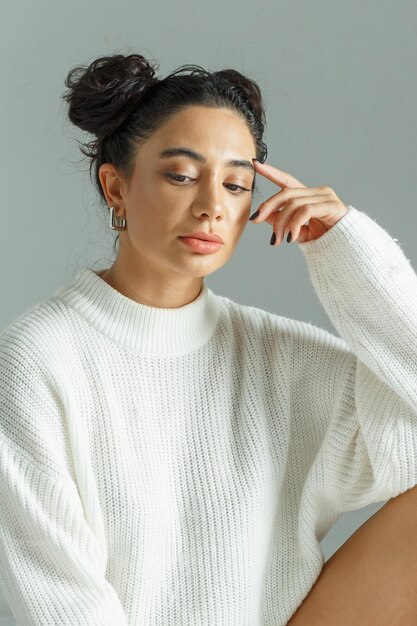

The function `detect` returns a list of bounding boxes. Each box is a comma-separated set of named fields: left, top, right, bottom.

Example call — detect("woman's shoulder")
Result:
left=0, top=293, right=76, bottom=375
left=214, top=290, right=349, bottom=352
left=215, top=290, right=309, bottom=333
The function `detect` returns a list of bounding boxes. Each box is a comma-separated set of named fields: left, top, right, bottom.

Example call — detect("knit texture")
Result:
left=1, top=205, right=416, bottom=625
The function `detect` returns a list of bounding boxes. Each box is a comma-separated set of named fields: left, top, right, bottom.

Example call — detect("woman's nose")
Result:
left=195, top=181, right=225, bottom=216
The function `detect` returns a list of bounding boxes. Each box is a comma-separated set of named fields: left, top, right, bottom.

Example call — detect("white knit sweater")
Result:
left=1, top=205, right=416, bottom=625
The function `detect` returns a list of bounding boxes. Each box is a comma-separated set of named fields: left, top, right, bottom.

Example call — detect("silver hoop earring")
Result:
left=109, top=206, right=127, bottom=231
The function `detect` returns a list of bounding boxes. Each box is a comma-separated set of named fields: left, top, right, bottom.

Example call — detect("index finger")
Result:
left=253, top=160, right=306, bottom=189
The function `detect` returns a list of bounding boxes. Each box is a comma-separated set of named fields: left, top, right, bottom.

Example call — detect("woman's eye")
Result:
left=167, top=173, right=191, bottom=183
left=166, top=173, right=249, bottom=194
left=167, top=174, right=192, bottom=183
left=225, top=183, right=249, bottom=194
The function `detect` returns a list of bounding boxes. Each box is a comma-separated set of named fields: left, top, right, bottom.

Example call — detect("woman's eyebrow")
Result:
left=158, top=147, right=255, bottom=173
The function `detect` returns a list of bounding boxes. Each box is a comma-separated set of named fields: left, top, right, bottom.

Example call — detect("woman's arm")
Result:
left=294, top=206, right=417, bottom=510
left=0, top=334, right=128, bottom=626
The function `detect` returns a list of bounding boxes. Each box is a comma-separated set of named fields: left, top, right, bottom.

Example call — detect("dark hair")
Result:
left=62, top=53, right=268, bottom=256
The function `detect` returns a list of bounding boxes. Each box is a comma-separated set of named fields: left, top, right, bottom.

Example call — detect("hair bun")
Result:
left=62, top=53, right=160, bottom=139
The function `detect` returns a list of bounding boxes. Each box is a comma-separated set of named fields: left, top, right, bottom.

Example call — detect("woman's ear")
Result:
left=98, top=163, right=124, bottom=208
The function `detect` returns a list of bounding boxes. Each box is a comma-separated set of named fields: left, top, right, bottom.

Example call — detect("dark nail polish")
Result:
left=270, top=232, right=276, bottom=245
left=286, top=231, right=292, bottom=243
left=249, top=210, right=260, bottom=221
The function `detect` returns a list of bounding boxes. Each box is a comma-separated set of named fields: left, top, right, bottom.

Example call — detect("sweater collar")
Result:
left=53, top=267, right=221, bottom=355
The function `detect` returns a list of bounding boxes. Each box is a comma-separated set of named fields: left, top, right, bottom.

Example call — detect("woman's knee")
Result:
left=288, top=483, right=417, bottom=625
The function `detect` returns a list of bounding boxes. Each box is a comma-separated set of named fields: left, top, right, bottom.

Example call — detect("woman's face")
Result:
left=100, top=105, right=257, bottom=283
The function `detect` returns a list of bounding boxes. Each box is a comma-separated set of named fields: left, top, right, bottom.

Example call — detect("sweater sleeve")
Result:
left=0, top=330, right=128, bottom=626
left=294, top=205, right=417, bottom=512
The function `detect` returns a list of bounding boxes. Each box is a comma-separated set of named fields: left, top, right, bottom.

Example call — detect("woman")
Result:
left=1, top=53, right=417, bottom=625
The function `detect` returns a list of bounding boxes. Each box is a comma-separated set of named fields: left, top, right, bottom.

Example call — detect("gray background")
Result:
left=1, top=0, right=416, bottom=622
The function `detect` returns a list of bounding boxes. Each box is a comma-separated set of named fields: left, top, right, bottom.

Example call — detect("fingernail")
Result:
left=252, top=158, right=259, bottom=163
left=249, top=209, right=260, bottom=221
left=270, top=232, right=276, bottom=246
left=286, top=231, right=292, bottom=243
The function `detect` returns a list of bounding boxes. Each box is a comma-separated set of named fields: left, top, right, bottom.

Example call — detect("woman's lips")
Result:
left=179, top=237, right=223, bottom=254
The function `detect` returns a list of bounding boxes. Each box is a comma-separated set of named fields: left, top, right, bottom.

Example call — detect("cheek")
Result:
left=126, top=186, right=157, bottom=226
left=237, top=205, right=251, bottom=229
left=127, top=199, right=175, bottom=242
